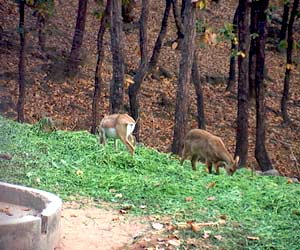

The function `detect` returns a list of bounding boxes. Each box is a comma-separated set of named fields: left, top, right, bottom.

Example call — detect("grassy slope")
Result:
left=0, top=116, right=299, bottom=250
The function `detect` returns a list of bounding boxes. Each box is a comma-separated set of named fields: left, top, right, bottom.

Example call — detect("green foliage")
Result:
left=0, top=116, right=300, bottom=250
left=218, top=22, right=236, bottom=42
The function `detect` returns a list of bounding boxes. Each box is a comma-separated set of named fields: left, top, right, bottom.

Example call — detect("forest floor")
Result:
left=0, top=1, right=300, bottom=179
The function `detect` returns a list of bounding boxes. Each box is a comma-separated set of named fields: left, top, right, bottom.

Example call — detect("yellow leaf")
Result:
left=76, top=169, right=83, bottom=176
left=237, top=51, right=246, bottom=58
left=171, top=41, right=178, bottom=50
left=233, top=36, right=238, bottom=45
left=286, top=63, right=293, bottom=70
left=196, top=0, right=206, bottom=9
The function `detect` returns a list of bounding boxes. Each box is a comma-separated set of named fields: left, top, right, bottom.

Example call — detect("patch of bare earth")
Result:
left=55, top=200, right=149, bottom=250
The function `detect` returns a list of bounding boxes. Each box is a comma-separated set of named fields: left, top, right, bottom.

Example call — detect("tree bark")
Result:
left=172, top=0, right=184, bottom=44
left=66, top=0, right=88, bottom=77
left=235, top=0, right=250, bottom=167
left=192, top=51, right=205, bottom=129
left=122, top=0, right=135, bottom=23
left=172, top=0, right=196, bottom=155
left=278, top=2, right=290, bottom=43
left=91, top=0, right=111, bottom=134
left=248, top=1, right=259, bottom=100
left=37, top=13, right=46, bottom=53
left=254, top=0, right=273, bottom=171
left=17, top=0, right=26, bottom=123
left=281, top=0, right=299, bottom=124
left=226, top=5, right=239, bottom=92
left=148, top=0, right=172, bottom=72
left=128, top=0, right=149, bottom=141
left=110, top=0, right=125, bottom=113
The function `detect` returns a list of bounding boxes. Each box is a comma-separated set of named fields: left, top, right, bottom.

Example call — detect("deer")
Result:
left=180, top=129, right=239, bottom=176
left=98, top=113, right=136, bottom=155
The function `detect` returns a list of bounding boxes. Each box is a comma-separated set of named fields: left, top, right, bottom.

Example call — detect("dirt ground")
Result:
left=55, top=201, right=149, bottom=250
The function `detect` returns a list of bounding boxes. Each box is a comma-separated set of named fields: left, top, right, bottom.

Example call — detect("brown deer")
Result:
left=180, top=129, right=239, bottom=175
left=98, top=114, right=136, bottom=154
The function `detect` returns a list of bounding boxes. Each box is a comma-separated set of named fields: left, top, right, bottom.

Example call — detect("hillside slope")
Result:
left=0, top=0, right=300, bottom=177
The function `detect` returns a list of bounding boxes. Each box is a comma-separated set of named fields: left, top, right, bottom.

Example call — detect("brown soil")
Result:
left=55, top=201, right=149, bottom=250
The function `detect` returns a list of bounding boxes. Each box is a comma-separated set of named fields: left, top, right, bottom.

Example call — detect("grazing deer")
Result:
left=98, top=114, right=136, bottom=154
left=180, top=129, right=239, bottom=176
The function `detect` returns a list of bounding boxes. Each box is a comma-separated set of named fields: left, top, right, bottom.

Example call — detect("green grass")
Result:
left=0, top=116, right=300, bottom=250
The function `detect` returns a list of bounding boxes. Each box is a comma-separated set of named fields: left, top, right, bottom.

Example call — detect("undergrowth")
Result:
left=0, top=116, right=299, bottom=250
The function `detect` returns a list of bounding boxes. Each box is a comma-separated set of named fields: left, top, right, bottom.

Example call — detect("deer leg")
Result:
left=206, top=161, right=213, bottom=174
left=116, top=124, right=135, bottom=154
left=99, top=128, right=106, bottom=145
left=180, top=146, right=188, bottom=165
left=191, top=155, right=198, bottom=171
left=214, top=162, right=222, bottom=175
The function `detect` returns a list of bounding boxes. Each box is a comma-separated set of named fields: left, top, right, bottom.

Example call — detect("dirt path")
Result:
left=55, top=201, right=149, bottom=250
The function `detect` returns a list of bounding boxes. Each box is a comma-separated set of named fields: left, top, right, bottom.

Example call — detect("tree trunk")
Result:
left=66, top=0, right=88, bottom=77
left=192, top=51, right=205, bottom=129
left=128, top=0, right=149, bottom=141
left=172, top=0, right=184, bottom=44
left=226, top=5, right=238, bottom=92
left=172, top=0, right=196, bottom=155
left=17, top=0, right=26, bottom=123
left=110, top=0, right=125, bottom=113
left=91, top=0, right=111, bottom=134
left=254, top=0, right=273, bottom=171
left=148, top=0, right=172, bottom=72
left=122, top=0, right=135, bottom=23
left=248, top=1, right=259, bottom=100
left=281, top=0, right=299, bottom=124
left=37, top=14, right=46, bottom=53
left=278, top=2, right=290, bottom=43
left=235, top=0, right=250, bottom=167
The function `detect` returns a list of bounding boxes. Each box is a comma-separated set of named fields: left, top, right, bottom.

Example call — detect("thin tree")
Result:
left=192, top=51, right=205, bottom=129
left=248, top=1, right=259, bottom=100
left=122, top=0, right=135, bottom=23
left=91, top=0, right=111, bottom=134
left=235, top=0, right=250, bottom=167
left=148, top=0, right=172, bottom=72
left=17, top=0, right=26, bottom=122
left=172, top=0, right=184, bottom=46
left=172, top=0, right=196, bottom=154
left=110, top=0, right=125, bottom=113
left=65, top=0, right=88, bottom=77
left=226, top=5, right=239, bottom=92
left=278, top=1, right=290, bottom=44
left=281, top=0, right=299, bottom=124
left=254, top=0, right=273, bottom=171
left=128, top=0, right=149, bottom=141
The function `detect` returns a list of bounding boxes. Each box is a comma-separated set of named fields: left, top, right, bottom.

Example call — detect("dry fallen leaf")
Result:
left=247, top=236, right=260, bottom=241
left=191, top=223, right=200, bottom=232
left=152, top=222, right=164, bottom=230
left=203, top=231, right=211, bottom=239
left=214, top=235, right=223, bottom=241
left=206, top=181, right=216, bottom=189
left=207, top=196, right=216, bottom=201
left=168, top=239, right=181, bottom=247
left=185, top=196, right=193, bottom=202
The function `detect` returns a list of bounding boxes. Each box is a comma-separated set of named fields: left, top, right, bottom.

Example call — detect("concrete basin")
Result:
left=0, top=182, right=62, bottom=250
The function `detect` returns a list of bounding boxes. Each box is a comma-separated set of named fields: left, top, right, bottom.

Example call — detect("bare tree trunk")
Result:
left=17, top=0, right=26, bottom=122
left=148, top=0, right=172, bottom=72
left=66, top=0, right=88, bottom=77
left=171, top=0, right=184, bottom=45
left=278, top=2, right=290, bottom=43
left=37, top=14, right=46, bottom=53
left=128, top=0, right=149, bottom=141
left=226, top=5, right=238, bottom=92
left=91, top=0, right=111, bottom=134
left=254, top=0, right=273, bottom=171
left=110, top=0, right=125, bottom=113
left=192, top=51, right=205, bottom=129
left=281, top=0, right=299, bottom=124
left=172, top=0, right=196, bottom=155
left=248, top=1, right=259, bottom=100
left=235, top=0, right=250, bottom=167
